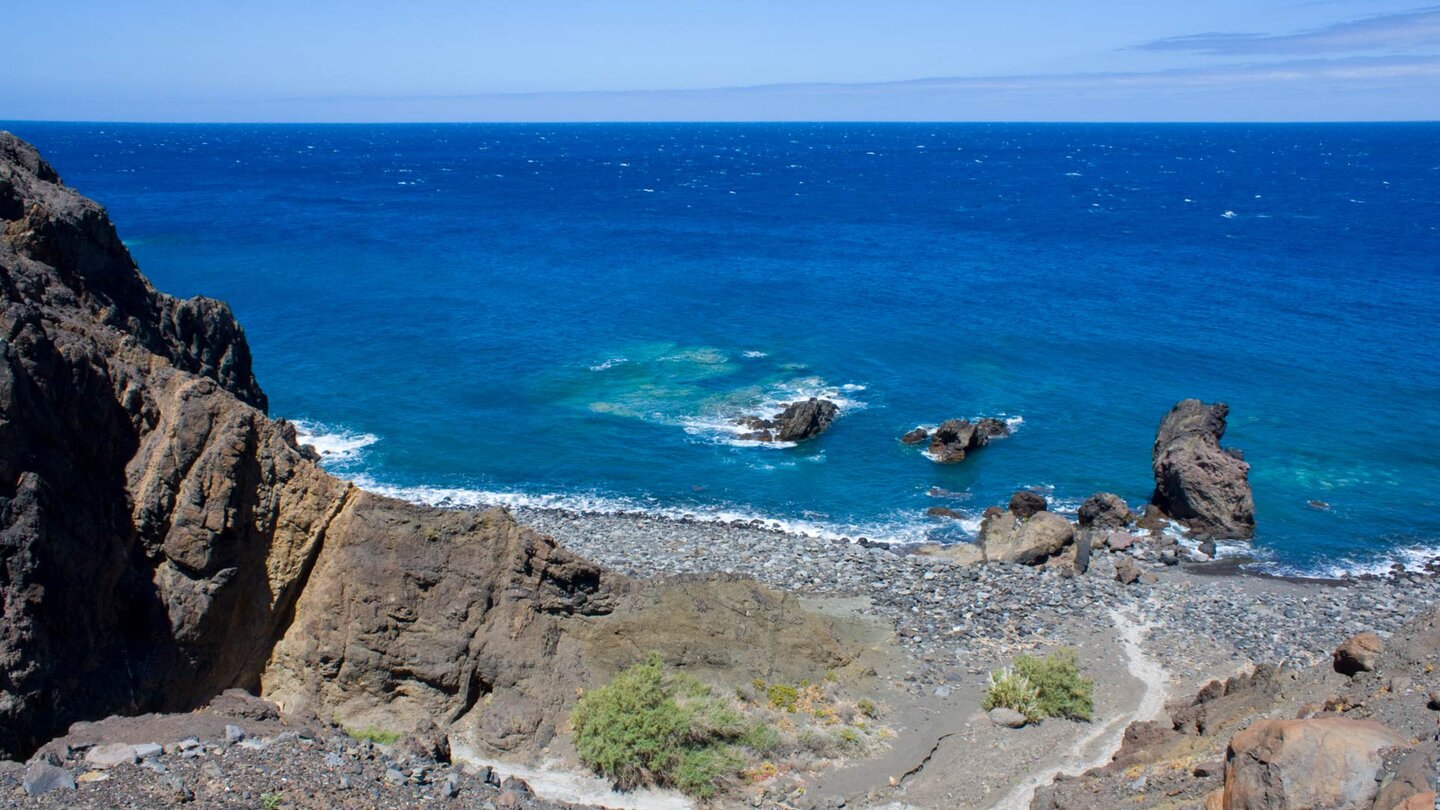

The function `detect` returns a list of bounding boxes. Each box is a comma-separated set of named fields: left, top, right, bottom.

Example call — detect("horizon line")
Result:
left=6, top=118, right=1440, bottom=126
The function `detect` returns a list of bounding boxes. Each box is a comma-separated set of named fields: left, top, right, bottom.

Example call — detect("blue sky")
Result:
left=5, top=1, right=1438, bottom=121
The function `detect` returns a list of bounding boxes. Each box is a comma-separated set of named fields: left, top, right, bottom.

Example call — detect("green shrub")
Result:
left=260, top=793, right=282, bottom=810
left=1014, top=649, right=1094, bottom=721
left=982, top=667, right=1042, bottom=721
left=346, top=725, right=402, bottom=745
left=766, top=683, right=799, bottom=712
left=572, top=653, right=750, bottom=797
left=856, top=698, right=877, bottom=719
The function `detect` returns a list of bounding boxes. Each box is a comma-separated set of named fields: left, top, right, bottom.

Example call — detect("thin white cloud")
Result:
left=1137, top=5, right=1440, bottom=55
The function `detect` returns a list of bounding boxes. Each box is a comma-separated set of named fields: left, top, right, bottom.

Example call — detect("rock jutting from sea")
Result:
left=902, top=416, right=1012, bottom=462
left=1150, top=398, right=1256, bottom=539
left=736, top=396, right=840, bottom=442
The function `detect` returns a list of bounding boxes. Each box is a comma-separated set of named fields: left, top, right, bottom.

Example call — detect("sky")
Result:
left=4, top=1, right=1438, bottom=122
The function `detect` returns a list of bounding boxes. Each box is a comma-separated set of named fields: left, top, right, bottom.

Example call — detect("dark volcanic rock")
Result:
left=1078, top=492, right=1132, bottom=529
left=900, top=427, right=929, bottom=444
left=774, top=397, right=839, bottom=442
left=738, top=398, right=838, bottom=442
left=925, top=416, right=1010, bottom=463
left=1150, top=399, right=1256, bottom=539
left=1008, top=491, right=1048, bottom=520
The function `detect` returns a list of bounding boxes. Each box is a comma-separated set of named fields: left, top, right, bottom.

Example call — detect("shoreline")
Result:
left=503, top=502, right=1440, bottom=689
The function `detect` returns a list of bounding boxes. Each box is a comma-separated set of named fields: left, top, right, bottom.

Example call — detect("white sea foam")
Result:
left=348, top=475, right=934, bottom=545
left=589, top=356, right=629, bottom=372
left=1257, top=542, right=1440, bottom=580
left=292, top=419, right=379, bottom=465
left=742, top=350, right=768, bottom=358
left=682, top=376, right=869, bottom=448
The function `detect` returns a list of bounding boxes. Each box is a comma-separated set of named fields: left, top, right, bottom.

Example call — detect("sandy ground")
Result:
left=449, top=594, right=1224, bottom=810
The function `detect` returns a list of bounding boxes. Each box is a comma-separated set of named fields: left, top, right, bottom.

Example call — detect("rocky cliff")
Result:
left=0, top=132, right=618, bottom=759
left=0, top=132, right=869, bottom=765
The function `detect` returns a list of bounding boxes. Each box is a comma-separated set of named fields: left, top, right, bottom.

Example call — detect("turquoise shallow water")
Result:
left=7, top=121, right=1439, bottom=575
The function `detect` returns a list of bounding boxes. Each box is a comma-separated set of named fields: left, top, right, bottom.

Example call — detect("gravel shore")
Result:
left=513, top=506, right=1440, bottom=689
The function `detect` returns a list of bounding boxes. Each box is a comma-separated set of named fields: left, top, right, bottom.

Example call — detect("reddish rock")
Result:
left=1332, top=632, right=1384, bottom=676
left=1222, top=718, right=1407, bottom=810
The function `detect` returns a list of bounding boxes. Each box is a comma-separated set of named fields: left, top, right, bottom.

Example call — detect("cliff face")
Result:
left=0, top=132, right=617, bottom=759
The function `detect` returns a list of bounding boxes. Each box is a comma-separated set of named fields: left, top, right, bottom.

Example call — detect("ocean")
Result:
left=7, top=121, right=1438, bottom=576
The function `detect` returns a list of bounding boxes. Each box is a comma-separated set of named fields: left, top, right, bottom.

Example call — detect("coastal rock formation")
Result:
left=1032, top=608, right=1440, bottom=810
left=1151, top=399, right=1256, bottom=539
left=900, top=426, right=928, bottom=444
left=737, top=397, right=838, bottom=442
left=1222, top=718, right=1406, bottom=810
left=0, top=131, right=615, bottom=759
left=978, top=509, right=1074, bottom=565
left=0, top=133, right=878, bottom=765
left=925, top=417, right=1010, bottom=463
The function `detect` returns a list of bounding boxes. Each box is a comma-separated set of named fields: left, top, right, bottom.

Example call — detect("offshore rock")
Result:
left=1151, top=399, right=1255, bottom=539
left=737, top=397, right=838, bottom=442
left=774, top=397, right=839, bottom=442
left=926, top=417, right=1010, bottom=463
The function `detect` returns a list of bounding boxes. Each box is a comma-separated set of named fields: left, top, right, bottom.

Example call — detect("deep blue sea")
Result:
left=7, top=121, right=1438, bottom=576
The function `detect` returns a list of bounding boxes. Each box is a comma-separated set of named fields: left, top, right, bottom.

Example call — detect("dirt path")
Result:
left=450, top=741, right=694, bottom=810
left=988, top=608, right=1168, bottom=809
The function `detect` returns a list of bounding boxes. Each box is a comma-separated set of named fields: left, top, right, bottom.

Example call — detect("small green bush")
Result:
left=260, top=793, right=282, bottom=810
left=1014, top=649, right=1094, bottom=721
left=982, top=667, right=1042, bottom=721
left=766, top=683, right=799, bottom=712
left=984, top=650, right=1095, bottom=723
left=347, top=725, right=402, bottom=745
left=572, top=653, right=750, bottom=797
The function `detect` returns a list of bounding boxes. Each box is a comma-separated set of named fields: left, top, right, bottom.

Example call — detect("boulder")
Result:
left=1151, top=400, right=1255, bottom=539
left=1115, top=557, right=1142, bottom=585
left=988, top=707, right=1028, bottom=728
left=1078, top=493, right=1132, bottom=529
left=1221, top=718, right=1407, bottom=810
left=1106, top=532, right=1136, bottom=552
left=925, top=506, right=964, bottom=520
left=915, top=542, right=985, bottom=566
left=773, top=398, right=839, bottom=442
left=1008, top=491, right=1048, bottom=520
left=978, top=510, right=1074, bottom=565
left=84, top=743, right=137, bottom=770
left=23, top=761, right=75, bottom=796
left=1332, top=632, right=1384, bottom=676
left=900, top=427, right=929, bottom=444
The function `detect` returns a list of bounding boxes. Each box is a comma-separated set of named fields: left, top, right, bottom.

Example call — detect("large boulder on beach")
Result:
left=926, top=417, right=1010, bottom=463
left=1078, top=492, right=1132, bottom=529
left=1221, top=717, right=1407, bottom=810
left=774, top=397, right=839, bottom=442
left=1151, top=400, right=1255, bottom=539
left=977, top=510, right=1074, bottom=565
